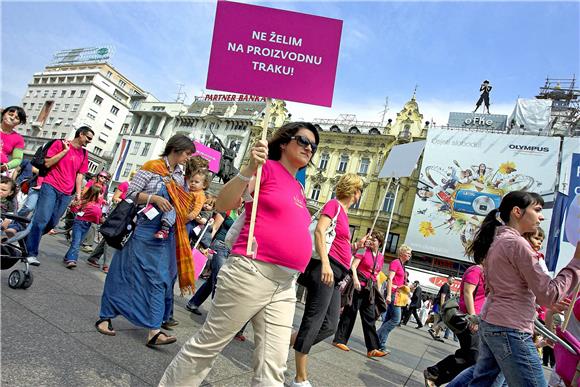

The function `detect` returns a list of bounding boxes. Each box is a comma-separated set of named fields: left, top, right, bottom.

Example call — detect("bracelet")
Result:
left=236, top=172, right=252, bottom=182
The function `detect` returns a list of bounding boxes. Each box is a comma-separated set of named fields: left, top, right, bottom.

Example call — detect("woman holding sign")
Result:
left=160, top=122, right=319, bottom=387
left=292, top=173, right=366, bottom=387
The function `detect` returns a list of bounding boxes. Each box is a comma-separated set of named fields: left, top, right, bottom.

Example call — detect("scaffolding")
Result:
left=536, top=76, right=580, bottom=136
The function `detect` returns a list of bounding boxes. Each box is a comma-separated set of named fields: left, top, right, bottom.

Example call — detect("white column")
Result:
left=146, top=115, right=156, bottom=135
left=156, top=116, right=167, bottom=137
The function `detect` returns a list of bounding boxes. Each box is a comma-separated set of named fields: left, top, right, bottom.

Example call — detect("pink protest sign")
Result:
left=207, top=1, right=343, bottom=107
left=193, top=141, right=222, bottom=173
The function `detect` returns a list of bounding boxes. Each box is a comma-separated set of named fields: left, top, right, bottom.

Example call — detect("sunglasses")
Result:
left=290, top=135, right=317, bottom=153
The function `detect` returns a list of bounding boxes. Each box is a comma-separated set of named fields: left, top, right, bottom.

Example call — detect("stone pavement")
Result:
left=1, top=233, right=461, bottom=386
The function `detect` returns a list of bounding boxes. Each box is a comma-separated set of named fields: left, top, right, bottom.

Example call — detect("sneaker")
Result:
left=80, top=245, right=94, bottom=253
left=86, top=259, right=100, bottom=269
left=154, top=230, right=169, bottom=239
left=185, top=304, right=202, bottom=315
left=65, top=260, right=77, bottom=269
left=290, top=379, right=312, bottom=387
left=26, top=256, right=40, bottom=266
left=367, top=349, right=388, bottom=358
left=416, top=325, right=424, bottom=329
left=332, top=342, right=350, bottom=352
left=424, top=369, right=437, bottom=387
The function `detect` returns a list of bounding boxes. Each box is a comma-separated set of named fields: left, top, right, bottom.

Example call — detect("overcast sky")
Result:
left=2, top=1, right=579, bottom=125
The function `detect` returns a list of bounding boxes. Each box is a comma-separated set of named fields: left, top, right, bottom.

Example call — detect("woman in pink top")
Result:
left=62, top=185, right=103, bottom=269
left=424, top=263, right=486, bottom=386
left=160, top=122, right=319, bottom=387
left=332, top=230, right=386, bottom=357
left=292, top=173, right=366, bottom=387
left=0, top=106, right=26, bottom=173
left=466, top=191, right=580, bottom=387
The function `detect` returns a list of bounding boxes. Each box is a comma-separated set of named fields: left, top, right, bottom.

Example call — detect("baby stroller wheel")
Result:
left=22, top=272, right=34, bottom=289
left=8, top=270, right=25, bottom=289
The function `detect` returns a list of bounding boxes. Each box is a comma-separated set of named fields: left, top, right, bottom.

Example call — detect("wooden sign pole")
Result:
left=369, top=177, right=393, bottom=235
left=381, top=179, right=401, bottom=256
left=246, top=97, right=272, bottom=255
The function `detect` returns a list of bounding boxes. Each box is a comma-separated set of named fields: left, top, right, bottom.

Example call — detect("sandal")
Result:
left=95, top=318, right=116, bottom=336
left=146, top=331, right=177, bottom=347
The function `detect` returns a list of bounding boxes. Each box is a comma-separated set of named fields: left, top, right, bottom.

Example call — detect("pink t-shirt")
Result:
left=117, top=181, right=129, bottom=199
left=44, top=141, right=89, bottom=195
left=0, top=131, right=25, bottom=164
left=323, top=199, right=352, bottom=269
left=458, top=265, right=486, bottom=314
left=389, top=259, right=405, bottom=290
left=355, top=248, right=384, bottom=286
left=231, top=160, right=312, bottom=272
left=70, top=202, right=102, bottom=224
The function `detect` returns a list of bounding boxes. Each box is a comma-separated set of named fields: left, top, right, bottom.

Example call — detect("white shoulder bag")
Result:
left=310, top=204, right=341, bottom=260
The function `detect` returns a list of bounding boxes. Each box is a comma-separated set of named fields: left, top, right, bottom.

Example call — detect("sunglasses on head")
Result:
left=290, top=135, right=317, bottom=153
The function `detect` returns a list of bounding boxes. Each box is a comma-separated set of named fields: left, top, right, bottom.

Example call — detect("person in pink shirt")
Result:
left=292, top=173, right=367, bottom=387
left=160, top=122, right=319, bottom=387
left=465, top=191, right=580, bottom=387
left=333, top=230, right=387, bottom=357
left=424, top=263, right=486, bottom=386
left=62, top=185, right=103, bottom=269
left=377, top=244, right=413, bottom=352
left=0, top=106, right=26, bottom=173
left=25, top=126, right=91, bottom=266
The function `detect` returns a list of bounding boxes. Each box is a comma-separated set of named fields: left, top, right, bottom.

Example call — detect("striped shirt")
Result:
left=127, top=158, right=186, bottom=204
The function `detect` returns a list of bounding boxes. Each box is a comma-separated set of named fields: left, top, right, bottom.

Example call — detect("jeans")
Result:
left=377, top=295, right=402, bottom=350
left=17, top=188, right=40, bottom=218
left=448, top=365, right=507, bottom=387
left=469, top=320, right=547, bottom=387
left=187, top=240, right=230, bottom=308
left=25, top=183, right=73, bottom=257
left=64, top=220, right=92, bottom=262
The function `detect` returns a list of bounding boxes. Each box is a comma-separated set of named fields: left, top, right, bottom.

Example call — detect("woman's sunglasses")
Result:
left=290, top=135, right=318, bottom=153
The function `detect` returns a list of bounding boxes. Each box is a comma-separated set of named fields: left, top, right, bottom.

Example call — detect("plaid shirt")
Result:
left=127, top=157, right=186, bottom=202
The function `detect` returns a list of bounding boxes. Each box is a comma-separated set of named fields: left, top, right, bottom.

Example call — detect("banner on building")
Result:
left=406, top=128, right=559, bottom=262
left=206, top=1, right=342, bottom=107
left=193, top=141, right=222, bottom=173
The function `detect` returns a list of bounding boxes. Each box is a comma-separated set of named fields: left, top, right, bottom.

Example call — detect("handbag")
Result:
left=394, top=285, right=411, bottom=307
left=99, top=198, right=138, bottom=249
left=310, top=204, right=341, bottom=260
left=373, top=285, right=387, bottom=320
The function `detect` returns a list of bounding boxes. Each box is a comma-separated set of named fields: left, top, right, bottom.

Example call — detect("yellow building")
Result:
left=305, top=95, right=428, bottom=259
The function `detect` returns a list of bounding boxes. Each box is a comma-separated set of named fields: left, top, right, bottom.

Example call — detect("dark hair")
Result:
left=74, top=126, right=94, bottom=138
left=1, top=106, right=27, bottom=125
left=370, top=230, right=384, bottom=247
left=0, top=176, right=17, bottom=201
left=466, top=191, right=544, bottom=264
left=268, top=122, right=319, bottom=162
left=161, top=134, right=196, bottom=157
left=523, top=225, right=545, bottom=242
left=81, top=185, right=102, bottom=204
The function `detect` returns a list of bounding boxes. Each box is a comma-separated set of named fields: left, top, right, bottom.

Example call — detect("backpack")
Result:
left=31, top=139, right=58, bottom=177
left=440, top=297, right=468, bottom=335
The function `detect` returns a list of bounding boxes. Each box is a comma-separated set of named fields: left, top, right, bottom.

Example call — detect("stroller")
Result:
left=1, top=213, right=34, bottom=289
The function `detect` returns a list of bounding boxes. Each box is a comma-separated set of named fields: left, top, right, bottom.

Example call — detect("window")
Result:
left=151, top=106, right=165, bottom=111
left=51, top=90, right=57, bottom=97
left=110, top=105, right=119, bottom=115
left=122, top=163, right=133, bottom=178
left=118, top=79, right=126, bottom=88
left=52, top=131, right=57, bottom=137
left=60, top=90, right=66, bottom=97
left=87, top=112, right=96, bottom=120
left=310, top=184, right=321, bottom=201
left=384, top=233, right=400, bottom=254
left=69, top=90, right=76, bottom=97
left=66, top=118, right=73, bottom=127
left=72, top=104, right=79, bottom=112
left=131, top=141, right=141, bottom=155
left=54, top=103, right=61, bottom=111
left=61, top=133, right=66, bottom=139
left=30, top=103, right=35, bottom=111
left=318, top=152, right=329, bottom=170
left=352, top=193, right=362, bottom=209
left=22, top=102, right=27, bottom=108
left=382, top=192, right=395, bottom=213
left=337, top=154, right=349, bottom=173
left=42, top=90, right=49, bottom=97
left=104, top=119, right=114, bottom=129
left=106, top=71, right=113, bottom=78
left=359, top=157, right=370, bottom=175
left=141, top=142, right=151, bottom=157
left=63, top=104, right=69, bottom=112
left=93, top=146, right=103, bottom=156
left=330, top=188, right=337, bottom=200
left=94, top=95, right=103, bottom=105
left=79, top=90, right=86, bottom=97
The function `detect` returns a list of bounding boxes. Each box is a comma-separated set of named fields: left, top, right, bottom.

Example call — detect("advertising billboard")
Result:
left=406, top=128, right=560, bottom=262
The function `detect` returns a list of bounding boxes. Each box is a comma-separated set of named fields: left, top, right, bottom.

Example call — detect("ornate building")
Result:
left=305, top=94, right=428, bottom=258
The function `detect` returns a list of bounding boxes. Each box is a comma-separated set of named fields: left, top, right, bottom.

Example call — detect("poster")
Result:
left=193, top=141, right=222, bottom=173
left=206, top=1, right=342, bottom=107
left=406, top=128, right=560, bottom=262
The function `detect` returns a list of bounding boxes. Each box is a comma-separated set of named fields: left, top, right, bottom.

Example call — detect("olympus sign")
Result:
left=508, top=144, right=550, bottom=152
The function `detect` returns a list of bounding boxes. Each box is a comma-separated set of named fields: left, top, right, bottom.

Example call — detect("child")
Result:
left=524, top=226, right=548, bottom=274
left=63, top=185, right=103, bottom=269
left=190, top=195, right=216, bottom=251
left=0, top=176, right=18, bottom=238
left=154, top=159, right=209, bottom=240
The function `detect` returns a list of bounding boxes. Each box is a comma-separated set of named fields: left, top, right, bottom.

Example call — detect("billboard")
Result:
left=406, top=128, right=559, bottom=262
left=206, top=1, right=342, bottom=107
left=448, top=112, right=508, bottom=131
left=50, top=46, right=113, bottom=65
